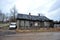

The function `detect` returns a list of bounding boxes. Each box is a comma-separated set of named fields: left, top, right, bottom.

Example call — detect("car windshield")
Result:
left=10, top=24, right=16, bottom=26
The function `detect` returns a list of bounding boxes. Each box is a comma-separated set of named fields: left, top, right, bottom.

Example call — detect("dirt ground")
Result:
left=0, top=31, right=60, bottom=40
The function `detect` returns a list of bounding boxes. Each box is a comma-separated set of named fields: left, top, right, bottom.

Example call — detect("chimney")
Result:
left=38, top=14, right=40, bottom=16
left=29, top=13, right=31, bottom=15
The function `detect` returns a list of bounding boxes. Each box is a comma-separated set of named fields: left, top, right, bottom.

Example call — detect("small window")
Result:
left=30, top=22, right=33, bottom=27
left=30, top=23, right=32, bottom=27
left=35, top=22, right=38, bottom=26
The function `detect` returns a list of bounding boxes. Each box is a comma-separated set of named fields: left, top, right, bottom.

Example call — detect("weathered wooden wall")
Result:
left=17, top=20, right=53, bottom=30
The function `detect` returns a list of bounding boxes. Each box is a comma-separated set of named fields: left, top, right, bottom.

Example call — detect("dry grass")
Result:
left=16, top=28, right=60, bottom=33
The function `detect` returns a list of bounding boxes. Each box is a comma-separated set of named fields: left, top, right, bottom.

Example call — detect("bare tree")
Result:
left=0, top=10, right=5, bottom=22
left=4, top=13, right=9, bottom=22
left=10, top=6, right=17, bottom=22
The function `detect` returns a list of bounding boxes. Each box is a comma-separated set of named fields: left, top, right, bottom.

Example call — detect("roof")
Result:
left=54, top=21, right=60, bottom=24
left=17, top=14, right=52, bottom=22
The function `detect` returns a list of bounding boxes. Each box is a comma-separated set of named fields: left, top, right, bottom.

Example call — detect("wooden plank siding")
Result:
left=17, top=20, right=53, bottom=30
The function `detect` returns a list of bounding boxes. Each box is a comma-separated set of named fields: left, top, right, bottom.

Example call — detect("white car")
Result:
left=9, top=22, right=17, bottom=30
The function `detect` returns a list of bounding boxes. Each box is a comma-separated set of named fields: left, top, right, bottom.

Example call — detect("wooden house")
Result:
left=16, top=13, right=53, bottom=30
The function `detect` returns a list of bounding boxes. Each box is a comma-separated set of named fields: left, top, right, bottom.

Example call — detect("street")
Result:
left=0, top=30, right=60, bottom=40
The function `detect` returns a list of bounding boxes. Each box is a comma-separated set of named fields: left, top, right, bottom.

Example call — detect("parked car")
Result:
left=9, top=22, right=17, bottom=30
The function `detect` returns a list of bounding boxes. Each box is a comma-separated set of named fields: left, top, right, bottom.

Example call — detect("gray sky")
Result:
left=0, top=0, right=60, bottom=21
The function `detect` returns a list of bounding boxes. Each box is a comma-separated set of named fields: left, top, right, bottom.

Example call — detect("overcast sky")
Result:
left=0, top=0, right=60, bottom=21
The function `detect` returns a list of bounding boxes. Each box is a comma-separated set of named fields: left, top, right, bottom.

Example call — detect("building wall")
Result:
left=17, top=20, right=53, bottom=29
left=44, top=22, right=50, bottom=28
left=25, top=21, right=30, bottom=29
left=19, top=20, right=25, bottom=29
left=20, top=20, right=24, bottom=26
left=25, top=21, right=30, bottom=27
left=54, top=24, right=60, bottom=28
left=40, top=22, right=44, bottom=27
left=49, top=22, right=54, bottom=28
left=17, top=20, right=20, bottom=29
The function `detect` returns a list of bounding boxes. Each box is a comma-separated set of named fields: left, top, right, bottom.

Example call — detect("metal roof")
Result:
left=17, top=14, right=51, bottom=21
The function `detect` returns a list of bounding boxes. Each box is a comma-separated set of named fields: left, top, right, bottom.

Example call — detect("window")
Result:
left=35, top=22, right=38, bottom=26
left=30, top=22, right=33, bottom=27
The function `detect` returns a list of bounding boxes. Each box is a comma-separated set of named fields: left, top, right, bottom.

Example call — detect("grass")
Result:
left=0, top=23, right=9, bottom=30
